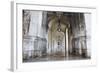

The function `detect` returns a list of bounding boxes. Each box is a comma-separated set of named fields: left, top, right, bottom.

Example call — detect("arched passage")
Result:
left=22, top=10, right=90, bottom=62
left=47, top=13, right=70, bottom=60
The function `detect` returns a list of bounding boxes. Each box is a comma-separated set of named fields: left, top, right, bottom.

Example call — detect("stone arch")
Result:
left=47, top=14, right=70, bottom=58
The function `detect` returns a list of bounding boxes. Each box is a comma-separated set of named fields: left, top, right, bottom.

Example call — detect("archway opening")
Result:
left=47, top=13, right=69, bottom=60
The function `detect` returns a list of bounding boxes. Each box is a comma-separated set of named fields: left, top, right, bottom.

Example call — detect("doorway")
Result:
left=47, top=12, right=69, bottom=60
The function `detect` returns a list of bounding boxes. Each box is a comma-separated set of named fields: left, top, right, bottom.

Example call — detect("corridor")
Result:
left=22, top=10, right=91, bottom=62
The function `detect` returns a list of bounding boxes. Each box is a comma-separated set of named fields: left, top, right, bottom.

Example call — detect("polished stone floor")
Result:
left=23, top=54, right=90, bottom=63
